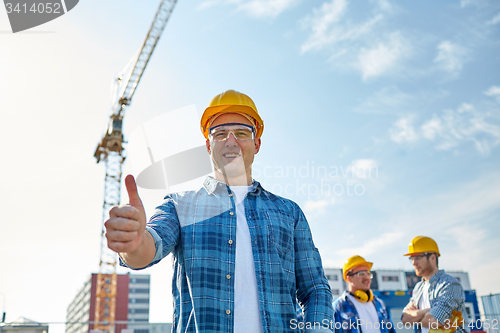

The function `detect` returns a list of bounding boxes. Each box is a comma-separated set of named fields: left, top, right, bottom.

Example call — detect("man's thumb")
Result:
left=125, top=174, right=143, bottom=209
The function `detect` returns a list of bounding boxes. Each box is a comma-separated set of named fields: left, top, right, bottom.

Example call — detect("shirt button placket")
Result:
left=227, top=201, right=234, bottom=322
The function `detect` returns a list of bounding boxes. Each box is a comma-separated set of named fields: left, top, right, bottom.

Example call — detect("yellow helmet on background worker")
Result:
left=404, top=236, right=441, bottom=257
left=343, top=255, right=373, bottom=281
left=200, top=89, right=264, bottom=139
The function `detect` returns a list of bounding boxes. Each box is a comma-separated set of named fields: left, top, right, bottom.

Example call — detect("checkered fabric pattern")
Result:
left=121, top=176, right=333, bottom=333
left=407, top=270, right=469, bottom=333
left=333, top=291, right=397, bottom=333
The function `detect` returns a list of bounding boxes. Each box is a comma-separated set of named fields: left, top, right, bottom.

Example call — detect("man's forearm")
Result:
left=120, top=230, right=156, bottom=269
left=421, top=312, right=443, bottom=329
left=402, top=308, right=430, bottom=324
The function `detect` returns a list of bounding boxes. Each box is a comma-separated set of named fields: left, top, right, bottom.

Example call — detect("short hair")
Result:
left=428, top=253, right=439, bottom=268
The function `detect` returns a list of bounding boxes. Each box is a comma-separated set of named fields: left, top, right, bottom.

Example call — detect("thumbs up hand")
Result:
left=105, top=175, right=147, bottom=254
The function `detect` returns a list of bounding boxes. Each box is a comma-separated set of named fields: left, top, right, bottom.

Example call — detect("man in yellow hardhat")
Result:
left=333, top=255, right=396, bottom=333
left=401, top=236, right=468, bottom=333
left=104, top=90, right=333, bottom=332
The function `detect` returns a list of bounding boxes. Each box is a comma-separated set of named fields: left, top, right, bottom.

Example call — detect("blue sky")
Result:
left=1, top=0, right=499, bottom=328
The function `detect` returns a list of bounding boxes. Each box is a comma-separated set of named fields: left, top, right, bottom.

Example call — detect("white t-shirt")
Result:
left=347, top=292, right=381, bottom=333
left=419, top=281, right=431, bottom=333
left=231, top=186, right=263, bottom=333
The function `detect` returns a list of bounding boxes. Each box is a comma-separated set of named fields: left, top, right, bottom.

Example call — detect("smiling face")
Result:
left=206, top=113, right=261, bottom=185
left=346, top=265, right=371, bottom=293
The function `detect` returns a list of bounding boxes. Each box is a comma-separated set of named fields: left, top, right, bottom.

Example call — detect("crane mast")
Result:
left=93, top=1, right=177, bottom=331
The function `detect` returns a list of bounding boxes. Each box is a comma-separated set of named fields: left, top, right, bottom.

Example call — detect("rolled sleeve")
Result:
left=119, top=196, right=180, bottom=270
left=429, top=281, right=465, bottom=324
left=294, top=203, right=334, bottom=331
left=146, top=226, right=164, bottom=263
left=117, top=227, right=161, bottom=270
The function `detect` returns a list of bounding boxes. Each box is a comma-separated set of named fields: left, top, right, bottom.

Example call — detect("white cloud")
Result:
left=421, top=116, right=442, bottom=140
left=237, top=0, right=300, bottom=18
left=197, top=0, right=298, bottom=17
left=391, top=101, right=500, bottom=154
left=304, top=199, right=330, bottom=212
left=485, top=85, right=500, bottom=102
left=460, top=0, right=476, bottom=7
left=300, top=0, right=409, bottom=80
left=327, top=49, right=347, bottom=62
left=197, top=0, right=223, bottom=10
left=434, top=41, right=466, bottom=76
left=336, top=232, right=404, bottom=257
left=300, top=0, right=349, bottom=53
left=300, top=0, right=389, bottom=53
left=350, top=159, right=378, bottom=179
left=487, top=12, right=500, bottom=25
left=390, top=116, right=418, bottom=143
left=357, top=32, right=408, bottom=80
left=355, top=86, right=419, bottom=115
left=430, top=103, right=500, bottom=154
left=472, top=138, right=491, bottom=155
left=372, top=0, right=392, bottom=12
left=304, top=196, right=338, bottom=217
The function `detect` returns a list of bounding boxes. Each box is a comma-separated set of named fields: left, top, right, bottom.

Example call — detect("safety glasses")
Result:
left=209, top=123, right=255, bottom=142
left=408, top=253, right=431, bottom=262
left=347, top=270, right=373, bottom=279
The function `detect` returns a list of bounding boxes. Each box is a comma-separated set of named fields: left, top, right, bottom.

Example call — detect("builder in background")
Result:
left=401, top=236, right=468, bottom=333
left=333, top=255, right=396, bottom=333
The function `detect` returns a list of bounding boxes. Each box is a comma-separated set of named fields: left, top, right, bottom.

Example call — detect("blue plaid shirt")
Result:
left=405, top=270, right=468, bottom=333
left=333, top=291, right=396, bottom=333
left=122, top=176, right=333, bottom=332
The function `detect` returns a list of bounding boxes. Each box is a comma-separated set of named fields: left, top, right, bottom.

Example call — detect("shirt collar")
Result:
left=203, top=175, right=263, bottom=195
left=428, top=269, right=445, bottom=284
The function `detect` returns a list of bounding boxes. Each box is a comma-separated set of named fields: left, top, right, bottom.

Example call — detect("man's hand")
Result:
left=402, top=304, right=430, bottom=324
left=406, top=303, right=418, bottom=311
left=105, top=175, right=147, bottom=254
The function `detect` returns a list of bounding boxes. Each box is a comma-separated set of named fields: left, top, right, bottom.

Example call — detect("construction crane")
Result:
left=93, top=1, right=177, bottom=331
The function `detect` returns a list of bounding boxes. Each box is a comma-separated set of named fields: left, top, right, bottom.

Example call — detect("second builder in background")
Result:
left=401, top=236, right=468, bottom=333
left=333, top=255, right=396, bottom=333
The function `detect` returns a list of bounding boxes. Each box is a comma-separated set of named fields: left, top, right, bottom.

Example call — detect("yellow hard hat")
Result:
left=200, top=89, right=264, bottom=139
left=404, top=236, right=440, bottom=257
left=343, top=255, right=373, bottom=281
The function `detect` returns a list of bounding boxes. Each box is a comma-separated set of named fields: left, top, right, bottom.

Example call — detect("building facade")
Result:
left=324, top=268, right=472, bottom=296
left=66, top=273, right=150, bottom=333
left=481, top=293, right=500, bottom=333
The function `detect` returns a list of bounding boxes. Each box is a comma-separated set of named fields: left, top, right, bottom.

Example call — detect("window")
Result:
left=130, top=278, right=150, bottom=284
left=326, top=274, right=338, bottom=281
left=130, top=298, right=149, bottom=304
left=382, top=276, right=399, bottom=282
left=129, top=308, right=149, bottom=314
left=129, top=288, right=149, bottom=294
left=331, top=289, right=340, bottom=295
left=134, top=329, right=149, bottom=333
